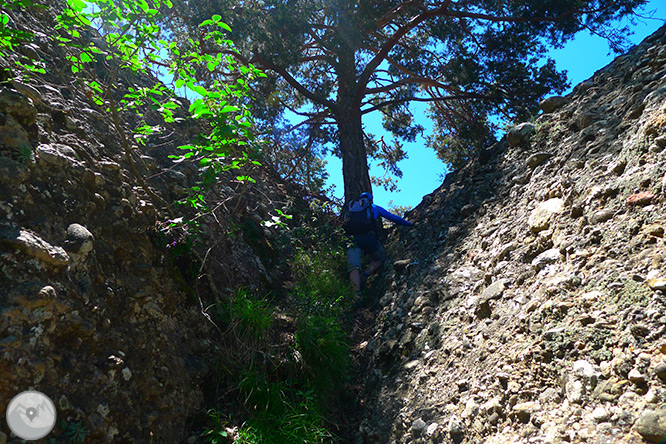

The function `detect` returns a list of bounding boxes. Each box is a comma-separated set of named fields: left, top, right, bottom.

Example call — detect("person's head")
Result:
left=360, top=192, right=373, bottom=202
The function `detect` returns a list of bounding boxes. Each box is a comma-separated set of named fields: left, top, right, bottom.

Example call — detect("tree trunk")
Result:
left=338, top=104, right=371, bottom=202
left=336, top=33, right=371, bottom=202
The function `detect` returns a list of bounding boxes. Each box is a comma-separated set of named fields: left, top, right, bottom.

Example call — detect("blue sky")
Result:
left=324, top=1, right=666, bottom=211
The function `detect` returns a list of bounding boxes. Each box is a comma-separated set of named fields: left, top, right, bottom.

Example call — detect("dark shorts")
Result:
left=346, top=232, right=385, bottom=271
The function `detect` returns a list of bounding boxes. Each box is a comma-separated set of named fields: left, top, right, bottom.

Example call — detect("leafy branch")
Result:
left=48, top=1, right=268, bottom=232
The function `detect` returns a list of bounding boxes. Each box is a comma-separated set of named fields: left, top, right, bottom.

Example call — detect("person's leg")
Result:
left=350, top=268, right=361, bottom=292
left=363, top=242, right=385, bottom=278
left=346, top=246, right=363, bottom=293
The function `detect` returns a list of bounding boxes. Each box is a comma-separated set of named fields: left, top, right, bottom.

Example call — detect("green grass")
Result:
left=295, top=315, right=349, bottom=397
left=203, top=371, right=332, bottom=444
left=202, top=244, right=354, bottom=444
left=290, top=247, right=354, bottom=318
left=231, top=289, right=273, bottom=342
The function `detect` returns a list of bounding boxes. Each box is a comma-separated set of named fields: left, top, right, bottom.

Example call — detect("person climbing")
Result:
left=342, top=192, right=412, bottom=296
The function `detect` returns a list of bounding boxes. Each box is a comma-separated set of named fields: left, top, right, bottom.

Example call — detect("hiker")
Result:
left=342, top=192, right=412, bottom=295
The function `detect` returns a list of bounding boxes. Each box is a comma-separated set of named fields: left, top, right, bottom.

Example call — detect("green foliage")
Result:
left=202, top=240, right=353, bottom=443
left=386, top=202, right=412, bottom=219
left=36, top=0, right=273, bottom=241
left=203, top=409, right=230, bottom=444
left=235, top=370, right=332, bottom=444
left=427, top=102, right=498, bottom=169
left=261, top=124, right=331, bottom=197
left=294, top=315, right=349, bottom=396
left=261, top=208, right=292, bottom=230
left=230, top=288, right=272, bottom=342
left=12, top=143, right=34, bottom=164
left=290, top=247, right=354, bottom=318
left=0, top=0, right=47, bottom=78
left=289, top=246, right=352, bottom=398
left=61, top=419, right=89, bottom=444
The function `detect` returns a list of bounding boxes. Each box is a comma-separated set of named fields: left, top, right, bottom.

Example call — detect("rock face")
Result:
left=360, top=24, right=666, bottom=444
left=0, top=5, right=296, bottom=443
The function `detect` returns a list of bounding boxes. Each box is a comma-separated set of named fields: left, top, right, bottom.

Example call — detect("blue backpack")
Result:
left=343, top=196, right=375, bottom=235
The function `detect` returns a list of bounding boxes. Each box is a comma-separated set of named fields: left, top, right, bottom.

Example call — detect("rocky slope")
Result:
left=0, top=3, right=300, bottom=442
left=360, top=24, right=666, bottom=444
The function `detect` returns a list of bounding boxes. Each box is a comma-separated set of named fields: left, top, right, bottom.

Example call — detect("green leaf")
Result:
left=220, top=105, right=240, bottom=114
left=67, top=0, right=86, bottom=12
left=80, top=52, right=93, bottom=63
left=78, top=14, right=91, bottom=26
left=88, top=81, right=103, bottom=93
left=219, top=22, right=232, bottom=32
left=211, top=14, right=221, bottom=22
left=192, top=85, right=208, bottom=96
left=137, top=0, right=150, bottom=13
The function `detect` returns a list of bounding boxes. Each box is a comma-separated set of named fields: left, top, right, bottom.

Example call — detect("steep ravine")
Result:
left=3, top=3, right=666, bottom=444
left=358, top=24, right=666, bottom=444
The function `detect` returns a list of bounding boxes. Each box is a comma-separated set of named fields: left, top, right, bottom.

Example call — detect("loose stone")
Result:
left=636, top=409, right=666, bottom=443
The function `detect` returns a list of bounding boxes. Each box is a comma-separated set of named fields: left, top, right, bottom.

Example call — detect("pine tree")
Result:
left=169, top=0, right=648, bottom=200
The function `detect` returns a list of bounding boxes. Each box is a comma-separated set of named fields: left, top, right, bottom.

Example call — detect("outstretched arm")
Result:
left=374, top=205, right=412, bottom=226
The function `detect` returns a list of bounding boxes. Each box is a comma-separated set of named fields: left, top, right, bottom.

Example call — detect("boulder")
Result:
left=507, top=122, right=536, bottom=147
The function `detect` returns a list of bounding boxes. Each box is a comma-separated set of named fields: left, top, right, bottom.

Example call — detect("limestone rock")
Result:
left=0, top=228, right=69, bottom=269
left=512, top=401, right=540, bottom=423
left=654, top=362, right=666, bottom=382
left=0, top=87, right=37, bottom=127
left=528, top=198, right=565, bottom=232
left=591, top=406, right=610, bottom=422
left=37, top=143, right=81, bottom=167
left=481, top=279, right=507, bottom=300
left=526, top=152, right=551, bottom=169
left=589, top=209, right=615, bottom=224
left=532, top=248, right=561, bottom=270
left=412, top=417, right=427, bottom=433
left=447, top=415, right=465, bottom=442
left=358, top=23, right=666, bottom=444
left=628, top=368, right=647, bottom=385
left=539, top=96, right=567, bottom=113
left=647, top=278, right=666, bottom=291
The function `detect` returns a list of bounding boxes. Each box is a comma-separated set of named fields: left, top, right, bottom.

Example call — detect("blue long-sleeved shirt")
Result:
left=372, top=204, right=412, bottom=226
